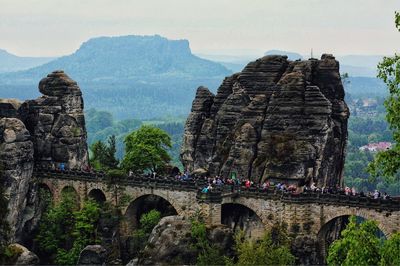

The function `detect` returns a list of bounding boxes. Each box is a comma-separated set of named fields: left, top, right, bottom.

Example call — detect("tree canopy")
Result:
left=368, top=11, right=400, bottom=182
left=89, top=135, right=119, bottom=170
left=327, top=216, right=381, bottom=266
left=327, top=216, right=400, bottom=266
left=121, top=125, right=172, bottom=174
left=231, top=225, right=295, bottom=266
left=35, top=192, right=101, bottom=265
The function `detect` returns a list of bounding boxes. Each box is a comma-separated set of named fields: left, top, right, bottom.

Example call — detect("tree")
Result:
left=327, top=216, right=381, bottom=266
left=368, top=11, right=400, bottom=182
left=232, top=224, right=295, bottom=266
left=35, top=191, right=101, bottom=265
left=121, top=125, right=172, bottom=174
left=380, top=232, right=400, bottom=266
left=130, top=210, right=162, bottom=257
left=190, top=217, right=226, bottom=266
left=90, top=135, right=119, bottom=170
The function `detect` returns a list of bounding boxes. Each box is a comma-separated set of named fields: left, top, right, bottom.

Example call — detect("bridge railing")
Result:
left=33, top=167, right=399, bottom=211
left=234, top=188, right=400, bottom=211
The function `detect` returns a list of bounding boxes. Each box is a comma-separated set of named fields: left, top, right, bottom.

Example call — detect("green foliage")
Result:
left=0, top=245, right=23, bottom=265
left=130, top=210, right=162, bottom=257
left=35, top=191, right=102, bottom=265
left=86, top=109, right=185, bottom=170
left=89, top=135, right=119, bottom=170
left=190, top=218, right=226, bottom=266
left=327, top=216, right=381, bottom=266
left=140, top=210, right=162, bottom=234
left=122, top=125, right=172, bottom=174
left=86, top=108, right=114, bottom=132
left=380, top=232, right=400, bottom=266
left=368, top=12, right=400, bottom=183
left=232, top=225, right=295, bottom=266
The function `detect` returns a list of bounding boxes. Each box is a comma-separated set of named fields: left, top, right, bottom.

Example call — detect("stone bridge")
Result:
left=33, top=168, right=400, bottom=257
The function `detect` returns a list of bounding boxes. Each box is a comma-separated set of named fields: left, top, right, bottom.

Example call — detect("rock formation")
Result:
left=6, top=243, right=39, bottom=265
left=0, top=99, right=22, bottom=118
left=181, top=54, right=349, bottom=187
left=19, top=70, right=89, bottom=170
left=0, top=71, right=88, bottom=242
left=0, top=118, right=34, bottom=240
left=139, top=216, right=234, bottom=265
left=77, top=245, right=107, bottom=265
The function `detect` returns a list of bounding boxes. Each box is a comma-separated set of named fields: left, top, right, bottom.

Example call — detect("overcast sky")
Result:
left=0, top=0, right=399, bottom=57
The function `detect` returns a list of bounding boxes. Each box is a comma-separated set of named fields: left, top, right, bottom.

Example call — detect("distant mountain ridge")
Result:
left=0, top=35, right=231, bottom=119
left=0, top=35, right=230, bottom=83
left=0, top=49, right=55, bottom=73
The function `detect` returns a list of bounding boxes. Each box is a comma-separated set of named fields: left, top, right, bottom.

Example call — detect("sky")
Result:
left=0, top=0, right=399, bottom=57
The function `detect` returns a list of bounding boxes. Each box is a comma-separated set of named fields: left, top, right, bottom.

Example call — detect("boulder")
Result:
left=0, top=99, right=22, bottom=119
left=7, top=243, right=39, bottom=265
left=139, top=216, right=233, bottom=265
left=77, top=245, right=107, bottom=265
left=181, top=55, right=349, bottom=187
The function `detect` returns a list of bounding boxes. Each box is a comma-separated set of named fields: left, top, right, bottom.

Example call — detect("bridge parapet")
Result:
left=33, top=168, right=400, bottom=212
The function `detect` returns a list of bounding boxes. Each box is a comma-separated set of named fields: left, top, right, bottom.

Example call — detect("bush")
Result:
left=140, top=210, right=162, bottom=234
left=35, top=196, right=101, bottom=265
left=233, top=225, right=295, bottom=266
left=130, top=210, right=162, bottom=256
left=190, top=217, right=226, bottom=266
left=106, top=169, right=126, bottom=182
left=380, top=232, right=400, bottom=266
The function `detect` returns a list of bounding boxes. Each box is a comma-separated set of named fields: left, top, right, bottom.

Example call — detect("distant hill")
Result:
left=0, top=35, right=231, bottom=119
left=0, top=35, right=229, bottom=83
left=264, top=50, right=303, bottom=61
left=0, top=49, right=55, bottom=73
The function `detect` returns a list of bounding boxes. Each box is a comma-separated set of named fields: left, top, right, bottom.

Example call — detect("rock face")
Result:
left=181, top=54, right=349, bottom=187
left=7, top=243, right=39, bottom=265
left=139, top=216, right=233, bottom=265
left=0, top=99, right=22, bottom=118
left=0, top=118, right=34, bottom=240
left=19, top=70, right=89, bottom=170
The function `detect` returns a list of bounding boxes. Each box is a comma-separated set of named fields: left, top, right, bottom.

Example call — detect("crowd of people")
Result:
left=52, top=163, right=392, bottom=200
left=193, top=174, right=392, bottom=200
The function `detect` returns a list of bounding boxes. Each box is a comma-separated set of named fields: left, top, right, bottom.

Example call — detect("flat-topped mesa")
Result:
left=19, top=70, right=89, bottom=170
left=181, top=54, right=349, bottom=188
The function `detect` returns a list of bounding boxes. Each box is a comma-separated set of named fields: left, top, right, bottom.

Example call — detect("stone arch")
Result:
left=123, top=194, right=178, bottom=233
left=37, top=182, right=54, bottom=203
left=317, top=213, right=387, bottom=264
left=323, top=207, right=391, bottom=237
left=60, top=185, right=80, bottom=208
left=88, top=188, right=106, bottom=204
left=221, top=202, right=265, bottom=239
left=222, top=197, right=276, bottom=230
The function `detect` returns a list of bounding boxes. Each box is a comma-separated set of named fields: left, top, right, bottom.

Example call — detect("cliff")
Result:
left=181, top=54, right=349, bottom=187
